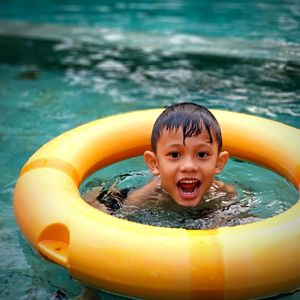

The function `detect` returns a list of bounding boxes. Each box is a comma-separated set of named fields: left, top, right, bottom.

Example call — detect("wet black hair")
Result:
left=151, top=102, right=223, bottom=153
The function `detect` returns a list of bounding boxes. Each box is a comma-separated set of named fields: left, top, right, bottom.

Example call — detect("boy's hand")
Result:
left=213, top=180, right=236, bottom=197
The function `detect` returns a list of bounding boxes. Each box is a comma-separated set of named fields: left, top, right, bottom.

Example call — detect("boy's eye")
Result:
left=168, top=152, right=180, bottom=158
left=197, top=151, right=208, bottom=158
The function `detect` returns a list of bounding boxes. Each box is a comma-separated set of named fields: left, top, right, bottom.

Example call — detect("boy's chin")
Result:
left=173, top=196, right=203, bottom=207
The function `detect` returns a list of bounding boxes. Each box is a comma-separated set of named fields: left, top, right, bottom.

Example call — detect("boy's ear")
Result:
left=144, top=150, right=160, bottom=176
left=215, top=151, right=229, bottom=174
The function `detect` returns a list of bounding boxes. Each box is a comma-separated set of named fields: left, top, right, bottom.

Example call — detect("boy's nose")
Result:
left=180, top=157, right=199, bottom=173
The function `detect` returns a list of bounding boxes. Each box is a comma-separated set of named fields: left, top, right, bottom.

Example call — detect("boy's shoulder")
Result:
left=212, top=179, right=236, bottom=196
left=125, top=178, right=161, bottom=205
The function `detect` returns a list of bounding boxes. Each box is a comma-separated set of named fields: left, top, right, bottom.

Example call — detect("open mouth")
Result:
left=177, top=178, right=201, bottom=199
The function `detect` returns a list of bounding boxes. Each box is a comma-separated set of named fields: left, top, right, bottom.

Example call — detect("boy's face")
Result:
left=144, top=128, right=228, bottom=207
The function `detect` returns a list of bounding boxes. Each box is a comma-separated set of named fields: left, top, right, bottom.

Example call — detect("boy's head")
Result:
left=151, top=102, right=223, bottom=153
left=144, top=102, right=229, bottom=207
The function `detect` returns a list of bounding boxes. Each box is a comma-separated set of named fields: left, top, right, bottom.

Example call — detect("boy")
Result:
left=84, top=102, right=234, bottom=212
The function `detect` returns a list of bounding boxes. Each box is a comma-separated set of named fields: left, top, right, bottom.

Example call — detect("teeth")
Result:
left=179, top=179, right=198, bottom=184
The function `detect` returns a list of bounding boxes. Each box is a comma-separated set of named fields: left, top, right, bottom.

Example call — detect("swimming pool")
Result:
left=1, top=0, right=300, bottom=299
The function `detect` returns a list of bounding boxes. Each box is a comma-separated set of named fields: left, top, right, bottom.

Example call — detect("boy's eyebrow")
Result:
left=165, top=143, right=183, bottom=148
left=164, top=141, right=213, bottom=148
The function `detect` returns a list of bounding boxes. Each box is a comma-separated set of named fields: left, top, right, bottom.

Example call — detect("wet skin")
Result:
left=144, top=128, right=229, bottom=207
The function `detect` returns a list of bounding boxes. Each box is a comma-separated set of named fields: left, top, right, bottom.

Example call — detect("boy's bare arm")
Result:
left=213, top=179, right=236, bottom=196
left=125, top=178, right=160, bottom=205
left=82, top=187, right=109, bottom=213
left=81, top=179, right=159, bottom=213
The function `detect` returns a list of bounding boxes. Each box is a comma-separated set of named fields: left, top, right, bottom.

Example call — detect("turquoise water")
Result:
left=0, top=0, right=300, bottom=299
left=81, top=157, right=298, bottom=229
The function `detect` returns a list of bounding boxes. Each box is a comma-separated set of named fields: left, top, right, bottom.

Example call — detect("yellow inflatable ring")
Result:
left=14, top=109, right=300, bottom=300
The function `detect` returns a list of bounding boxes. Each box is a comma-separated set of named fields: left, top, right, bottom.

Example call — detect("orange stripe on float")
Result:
left=20, top=158, right=80, bottom=185
left=188, top=229, right=225, bottom=300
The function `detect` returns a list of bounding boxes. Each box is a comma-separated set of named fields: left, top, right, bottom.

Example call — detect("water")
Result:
left=0, top=1, right=299, bottom=43
left=0, top=0, right=299, bottom=299
left=81, top=157, right=298, bottom=229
